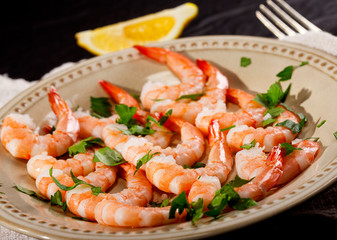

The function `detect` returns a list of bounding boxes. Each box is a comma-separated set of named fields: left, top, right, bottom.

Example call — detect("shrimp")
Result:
left=27, top=150, right=96, bottom=179
left=66, top=163, right=184, bottom=227
left=235, top=146, right=284, bottom=201
left=277, top=140, right=320, bottom=185
left=134, top=45, right=206, bottom=110
left=103, top=116, right=205, bottom=167
left=145, top=119, right=233, bottom=194
left=150, top=59, right=230, bottom=134
left=98, top=80, right=173, bottom=148
left=187, top=176, right=221, bottom=210
left=226, top=108, right=300, bottom=152
left=226, top=88, right=267, bottom=127
left=1, top=87, right=79, bottom=159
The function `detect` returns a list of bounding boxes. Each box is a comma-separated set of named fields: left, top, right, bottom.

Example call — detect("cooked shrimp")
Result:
left=134, top=45, right=206, bottom=110
left=145, top=119, right=233, bottom=194
left=235, top=146, right=284, bottom=201
left=103, top=116, right=205, bottom=167
left=1, top=87, right=79, bottom=159
left=226, top=88, right=267, bottom=127
left=277, top=140, right=320, bottom=185
left=227, top=108, right=300, bottom=152
left=98, top=80, right=173, bottom=148
left=187, top=176, right=221, bottom=210
left=66, top=163, right=184, bottom=227
left=27, top=150, right=96, bottom=179
left=151, top=59, right=230, bottom=135
left=36, top=160, right=118, bottom=200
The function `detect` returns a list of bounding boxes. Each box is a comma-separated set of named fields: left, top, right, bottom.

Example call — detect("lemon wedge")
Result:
left=75, top=3, right=198, bottom=55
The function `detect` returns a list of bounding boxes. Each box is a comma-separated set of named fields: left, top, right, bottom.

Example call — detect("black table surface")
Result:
left=1, top=0, right=337, bottom=238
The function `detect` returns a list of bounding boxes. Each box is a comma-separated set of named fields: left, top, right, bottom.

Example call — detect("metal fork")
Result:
left=256, top=0, right=322, bottom=39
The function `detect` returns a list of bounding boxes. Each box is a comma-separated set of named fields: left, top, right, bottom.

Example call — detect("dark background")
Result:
left=1, top=0, right=337, bottom=238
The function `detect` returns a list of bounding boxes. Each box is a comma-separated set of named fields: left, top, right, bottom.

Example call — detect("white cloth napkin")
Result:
left=281, top=31, right=337, bottom=56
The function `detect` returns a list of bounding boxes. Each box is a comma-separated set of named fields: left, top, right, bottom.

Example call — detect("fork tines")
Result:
left=256, top=0, right=322, bottom=38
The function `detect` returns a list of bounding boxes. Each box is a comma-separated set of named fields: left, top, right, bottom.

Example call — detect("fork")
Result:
left=256, top=0, right=322, bottom=39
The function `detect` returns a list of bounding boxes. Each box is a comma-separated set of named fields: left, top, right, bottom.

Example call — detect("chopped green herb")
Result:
left=158, top=109, right=173, bottom=126
left=254, top=81, right=290, bottom=109
left=228, top=175, right=254, bottom=188
left=220, top=125, right=236, bottom=132
left=183, top=162, right=206, bottom=169
left=146, top=109, right=173, bottom=133
left=93, top=147, right=125, bottom=166
left=72, top=216, right=91, bottom=221
left=169, top=191, right=204, bottom=225
left=176, top=93, right=205, bottom=101
left=90, top=97, right=112, bottom=118
left=14, top=184, right=49, bottom=201
left=280, top=142, right=302, bottom=156
left=240, top=140, right=256, bottom=150
left=68, top=137, right=104, bottom=156
left=262, top=107, right=285, bottom=127
left=277, top=61, right=308, bottom=81
left=50, top=190, right=67, bottom=211
left=134, top=150, right=160, bottom=175
left=49, top=126, right=56, bottom=134
left=316, top=120, right=326, bottom=128
left=115, top=104, right=138, bottom=126
left=240, top=57, right=251, bottom=67
left=262, top=117, right=277, bottom=127
left=304, top=137, right=320, bottom=142
left=150, top=198, right=170, bottom=208
left=276, top=119, right=304, bottom=134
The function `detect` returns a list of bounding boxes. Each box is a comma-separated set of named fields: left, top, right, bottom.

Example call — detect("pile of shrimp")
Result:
left=0, top=46, right=320, bottom=228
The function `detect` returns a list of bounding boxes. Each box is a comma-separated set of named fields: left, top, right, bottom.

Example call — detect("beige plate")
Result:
left=0, top=36, right=337, bottom=239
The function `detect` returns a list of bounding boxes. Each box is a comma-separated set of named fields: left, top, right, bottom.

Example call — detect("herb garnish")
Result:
left=68, top=137, right=104, bottom=156
left=276, top=61, right=308, bottom=81
left=149, top=198, right=170, bottom=208
left=316, top=120, right=326, bottom=128
left=50, top=190, right=67, bottom=211
left=333, top=131, right=337, bottom=139
left=134, top=150, right=160, bottom=175
left=93, top=147, right=125, bottom=166
left=183, top=162, right=206, bottom=169
left=14, top=184, right=49, bottom=201
left=169, top=176, right=257, bottom=224
left=220, top=125, right=236, bottom=132
left=240, top=57, right=251, bottom=67
left=280, top=142, right=302, bottom=156
left=240, top=140, right=256, bottom=150
left=90, top=97, right=112, bottom=118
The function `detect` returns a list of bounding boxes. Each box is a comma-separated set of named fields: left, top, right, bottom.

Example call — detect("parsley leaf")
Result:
left=90, top=97, right=112, bottom=118
left=50, top=190, right=67, bottom=211
left=280, top=142, right=302, bottom=156
left=183, top=162, right=206, bottom=169
left=276, top=119, right=304, bottom=134
left=240, top=140, right=256, bottom=150
left=277, top=61, right=308, bottom=82
left=262, top=107, right=285, bottom=127
left=93, top=147, right=125, bottom=166
left=115, top=104, right=138, bottom=126
left=254, top=81, right=290, bottom=108
left=14, top=184, right=49, bottom=201
left=240, top=57, right=251, bottom=67
left=333, top=131, right=337, bottom=139
left=176, top=93, right=205, bottom=101
left=134, top=150, right=160, bottom=175
left=316, top=120, right=326, bottom=128
left=150, top=198, right=170, bottom=208
left=68, top=137, right=104, bottom=156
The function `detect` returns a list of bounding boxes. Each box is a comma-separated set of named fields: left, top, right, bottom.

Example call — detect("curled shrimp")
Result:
left=145, top=119, right=233, bottom=194
left=103, top=116, right=205, bottom=167
left=226, top=107, right=300, bottom=152
left=1, top=87, right=79, bottom=159
left=277, top=140, right=320, bottom=185
left=151, top=59, right=230, bottom=134
left=134, top=45, right=206, bottom=110
left=235, top=146, right=284, bottom=201
left=66, top=163, right=185, bottom=227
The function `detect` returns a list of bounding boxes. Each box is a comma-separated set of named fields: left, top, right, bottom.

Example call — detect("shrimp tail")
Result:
left=196, top=59, right=229, bottom=90
left=48, top=87, right=79, bottom=142
left=98, top=80, right=140, bottom=108
left=133, top=45, right=169, bottom=63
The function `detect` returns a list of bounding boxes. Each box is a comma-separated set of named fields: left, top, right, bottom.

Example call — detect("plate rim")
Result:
left=1, top=35, right=337, bottom=239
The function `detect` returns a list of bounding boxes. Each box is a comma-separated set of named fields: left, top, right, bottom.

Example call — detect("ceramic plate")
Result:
left=0, top=36, right=337, bottom=239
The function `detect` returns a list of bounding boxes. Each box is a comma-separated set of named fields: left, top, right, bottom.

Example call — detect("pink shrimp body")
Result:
left=188, top=176, right=221, bottom=209
left=235, top=146, right=284, bottom=201
left=27, top=151, right=96, bottom=179
left=145, top=120, right=232, bottom=194
left=134, top=45, right=206, bottom=110
left=1, top=87, right=79, bottom=159
left=103, top=116, right=205, bottom=168
left=35, top=158, right=118, bottom=200
left=66, top=163, right=184, bottom=227
left=226, top=108, right=300, bottom=152
left=277, top=140, right=320, bottom=185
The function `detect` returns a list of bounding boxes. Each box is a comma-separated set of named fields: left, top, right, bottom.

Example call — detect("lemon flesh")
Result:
left=75, top=3, right=198, bottom=55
